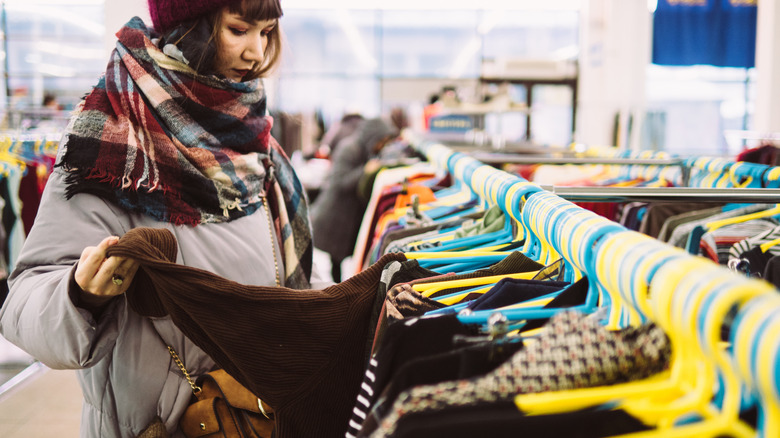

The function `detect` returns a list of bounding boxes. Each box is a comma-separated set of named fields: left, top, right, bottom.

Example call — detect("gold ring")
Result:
left=112, top=275, right=124, bottom=286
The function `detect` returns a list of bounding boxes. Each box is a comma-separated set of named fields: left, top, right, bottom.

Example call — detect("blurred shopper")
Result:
left=389, top=106, right=410, bottom=132
left=316, top=112, right=364, bottom=159
left=422, top=93, right=441, bottom=131
left=311, top=118, right=397, bottom=281
left=0, top=1, right=322, bottom=437
left=42, top=92, right=60, bottom=110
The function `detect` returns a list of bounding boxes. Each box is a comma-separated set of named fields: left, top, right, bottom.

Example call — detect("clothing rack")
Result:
left=0, top=133, right=59, bottom=165
left=470, top=146, right=780, bottom=190
left=0, top=133, right=60, bottom=273
left=577, top=145, right=780, bottom=189
left=413, top=140, right=780, bottom=437
left=682, top=156, right=780, bottom=188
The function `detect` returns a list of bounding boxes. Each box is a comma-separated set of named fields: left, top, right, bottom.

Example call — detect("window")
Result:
left=277, top=5, right=580, bottom=143
left=3, top=1, right=105, bottom=110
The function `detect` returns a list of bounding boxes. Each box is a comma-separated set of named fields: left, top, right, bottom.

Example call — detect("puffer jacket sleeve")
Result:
left=0, top=168, right=130, bottom=369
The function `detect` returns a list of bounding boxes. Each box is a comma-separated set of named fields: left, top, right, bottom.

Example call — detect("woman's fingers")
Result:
left=73, top=235, right=142, bottom=302
left=75, top=236, right=119, bottom=292
left=93, top=255, right=124, bottom=288
left=95, top=256, right=140, bottom=293
left=74, top=236, right=140, bottom=298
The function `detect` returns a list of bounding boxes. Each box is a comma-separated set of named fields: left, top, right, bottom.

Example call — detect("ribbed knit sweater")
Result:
left=106, top=227, right=407, bottom=438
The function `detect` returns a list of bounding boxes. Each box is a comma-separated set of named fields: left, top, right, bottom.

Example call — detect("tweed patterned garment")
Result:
left=106, top=227, right=407, bottom=438
left=366, top=311, right=671, bottom=437
left=58, top=17, right=312, bottom=288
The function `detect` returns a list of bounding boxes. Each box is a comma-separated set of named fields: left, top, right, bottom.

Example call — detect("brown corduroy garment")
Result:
left=106, top=227, right=407, bottom=438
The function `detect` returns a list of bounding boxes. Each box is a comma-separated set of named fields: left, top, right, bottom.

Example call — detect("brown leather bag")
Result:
left=179, top=369, right=275, bottom=438
left=167, top=346, right=275, bottom=438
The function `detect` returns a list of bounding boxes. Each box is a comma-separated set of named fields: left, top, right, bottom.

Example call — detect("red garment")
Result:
left=737, top=143, right=780, bottom=166
left=19, top=164, right=43, bottom=236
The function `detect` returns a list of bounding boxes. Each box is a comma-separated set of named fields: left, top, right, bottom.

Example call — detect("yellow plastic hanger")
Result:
left=732, top=294, right=779, bottom=393
left=413, top=271, right=538, bottom=298
left=598, top=231, right=663, bottom=329
left=623, top=260, right=739, bottom=428
left=696, top=158, right=733, bottom=189
left=750, top=300, right=780, bottom=438
left=759, top=236, right=780, bottom=253
left=755, top=317, right=780, bottom=438
left=404, top=250, right=515, bottom=260
left=525, top=196, right=565, bottom=266
left=732, top=293, right=780, bottom=438
left=614, top=276, right=767, bottom=438
left=558, top=211, right=613, bottom=282
left=766, top=165, right=780, bottom=184
left=517, top=264, right=743, bottom=435
left=513, top=255, right=715, bottom=426
left=599, top=238, right=770, bottom=435
left=704, top=204, right=780, bottom=232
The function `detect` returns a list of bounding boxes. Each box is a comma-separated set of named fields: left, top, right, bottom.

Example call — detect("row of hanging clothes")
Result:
left=343, top=141, right=780, bottom=438
left=0, top=134, right=58, bottom=303
left=0, top=133, right=58, bottom=390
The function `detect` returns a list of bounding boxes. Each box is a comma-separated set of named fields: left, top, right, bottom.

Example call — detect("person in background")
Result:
left=33, top=92, right=64, bottom=128
left=311, top=118, right=397, bottom=282
left=42, top=93, right=60, bottom=110
left=0, top=0, right=325, bottom=436
left=389, top=106, right=409, bottom=133
left=422, top=93, right=441, bottom=131
left=315, top=112, right=364, bottom=159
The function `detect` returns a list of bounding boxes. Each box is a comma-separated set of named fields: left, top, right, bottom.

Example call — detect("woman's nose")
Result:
left=243, top=35, right=265, bottom=63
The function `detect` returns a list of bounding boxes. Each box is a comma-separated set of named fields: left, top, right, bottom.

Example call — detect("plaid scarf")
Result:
left=58, top=17, right=312, bottom=288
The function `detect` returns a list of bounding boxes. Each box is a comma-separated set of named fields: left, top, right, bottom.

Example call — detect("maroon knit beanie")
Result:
left=147, top=0, right=240, bottom=33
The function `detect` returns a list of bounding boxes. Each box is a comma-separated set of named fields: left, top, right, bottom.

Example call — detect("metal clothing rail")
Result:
left=541, top=186, right=780, bottom=203
left=469, top=153, right=685, bottom=167
left=466, top=151, right=691, bottom=186
left=431, top=142, right=572, bottom=157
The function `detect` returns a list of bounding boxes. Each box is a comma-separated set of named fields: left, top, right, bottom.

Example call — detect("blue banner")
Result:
left=653, top=0, right=757, bottom=68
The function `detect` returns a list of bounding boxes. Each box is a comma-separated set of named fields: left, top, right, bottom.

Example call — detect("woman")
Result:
left=311, top=118, right=396, bottom=281
left=0, top=0, right=320, bottom=436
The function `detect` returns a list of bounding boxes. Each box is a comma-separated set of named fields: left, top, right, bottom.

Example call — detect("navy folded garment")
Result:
left=465, top=278, right=570, bottom=311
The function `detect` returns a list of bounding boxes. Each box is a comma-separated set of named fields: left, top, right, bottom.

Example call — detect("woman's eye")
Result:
left=229, top=27, right=247, bottom=36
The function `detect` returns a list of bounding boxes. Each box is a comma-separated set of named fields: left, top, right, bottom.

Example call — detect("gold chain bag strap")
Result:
left=168, top=346, right=275, bottom=438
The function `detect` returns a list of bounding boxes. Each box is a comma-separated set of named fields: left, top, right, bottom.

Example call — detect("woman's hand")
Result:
left=75, top=236, right=140, bottom=304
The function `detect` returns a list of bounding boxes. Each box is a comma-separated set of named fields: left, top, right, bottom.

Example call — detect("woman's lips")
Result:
left=234, top=69, right=250, bottom=78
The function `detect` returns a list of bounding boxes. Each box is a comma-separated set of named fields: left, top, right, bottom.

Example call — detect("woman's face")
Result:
left=213, top=9, right=277, bottom=82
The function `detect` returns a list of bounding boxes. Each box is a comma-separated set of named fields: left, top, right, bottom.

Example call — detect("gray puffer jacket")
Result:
left=0, top=158, right=324, bottom=437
